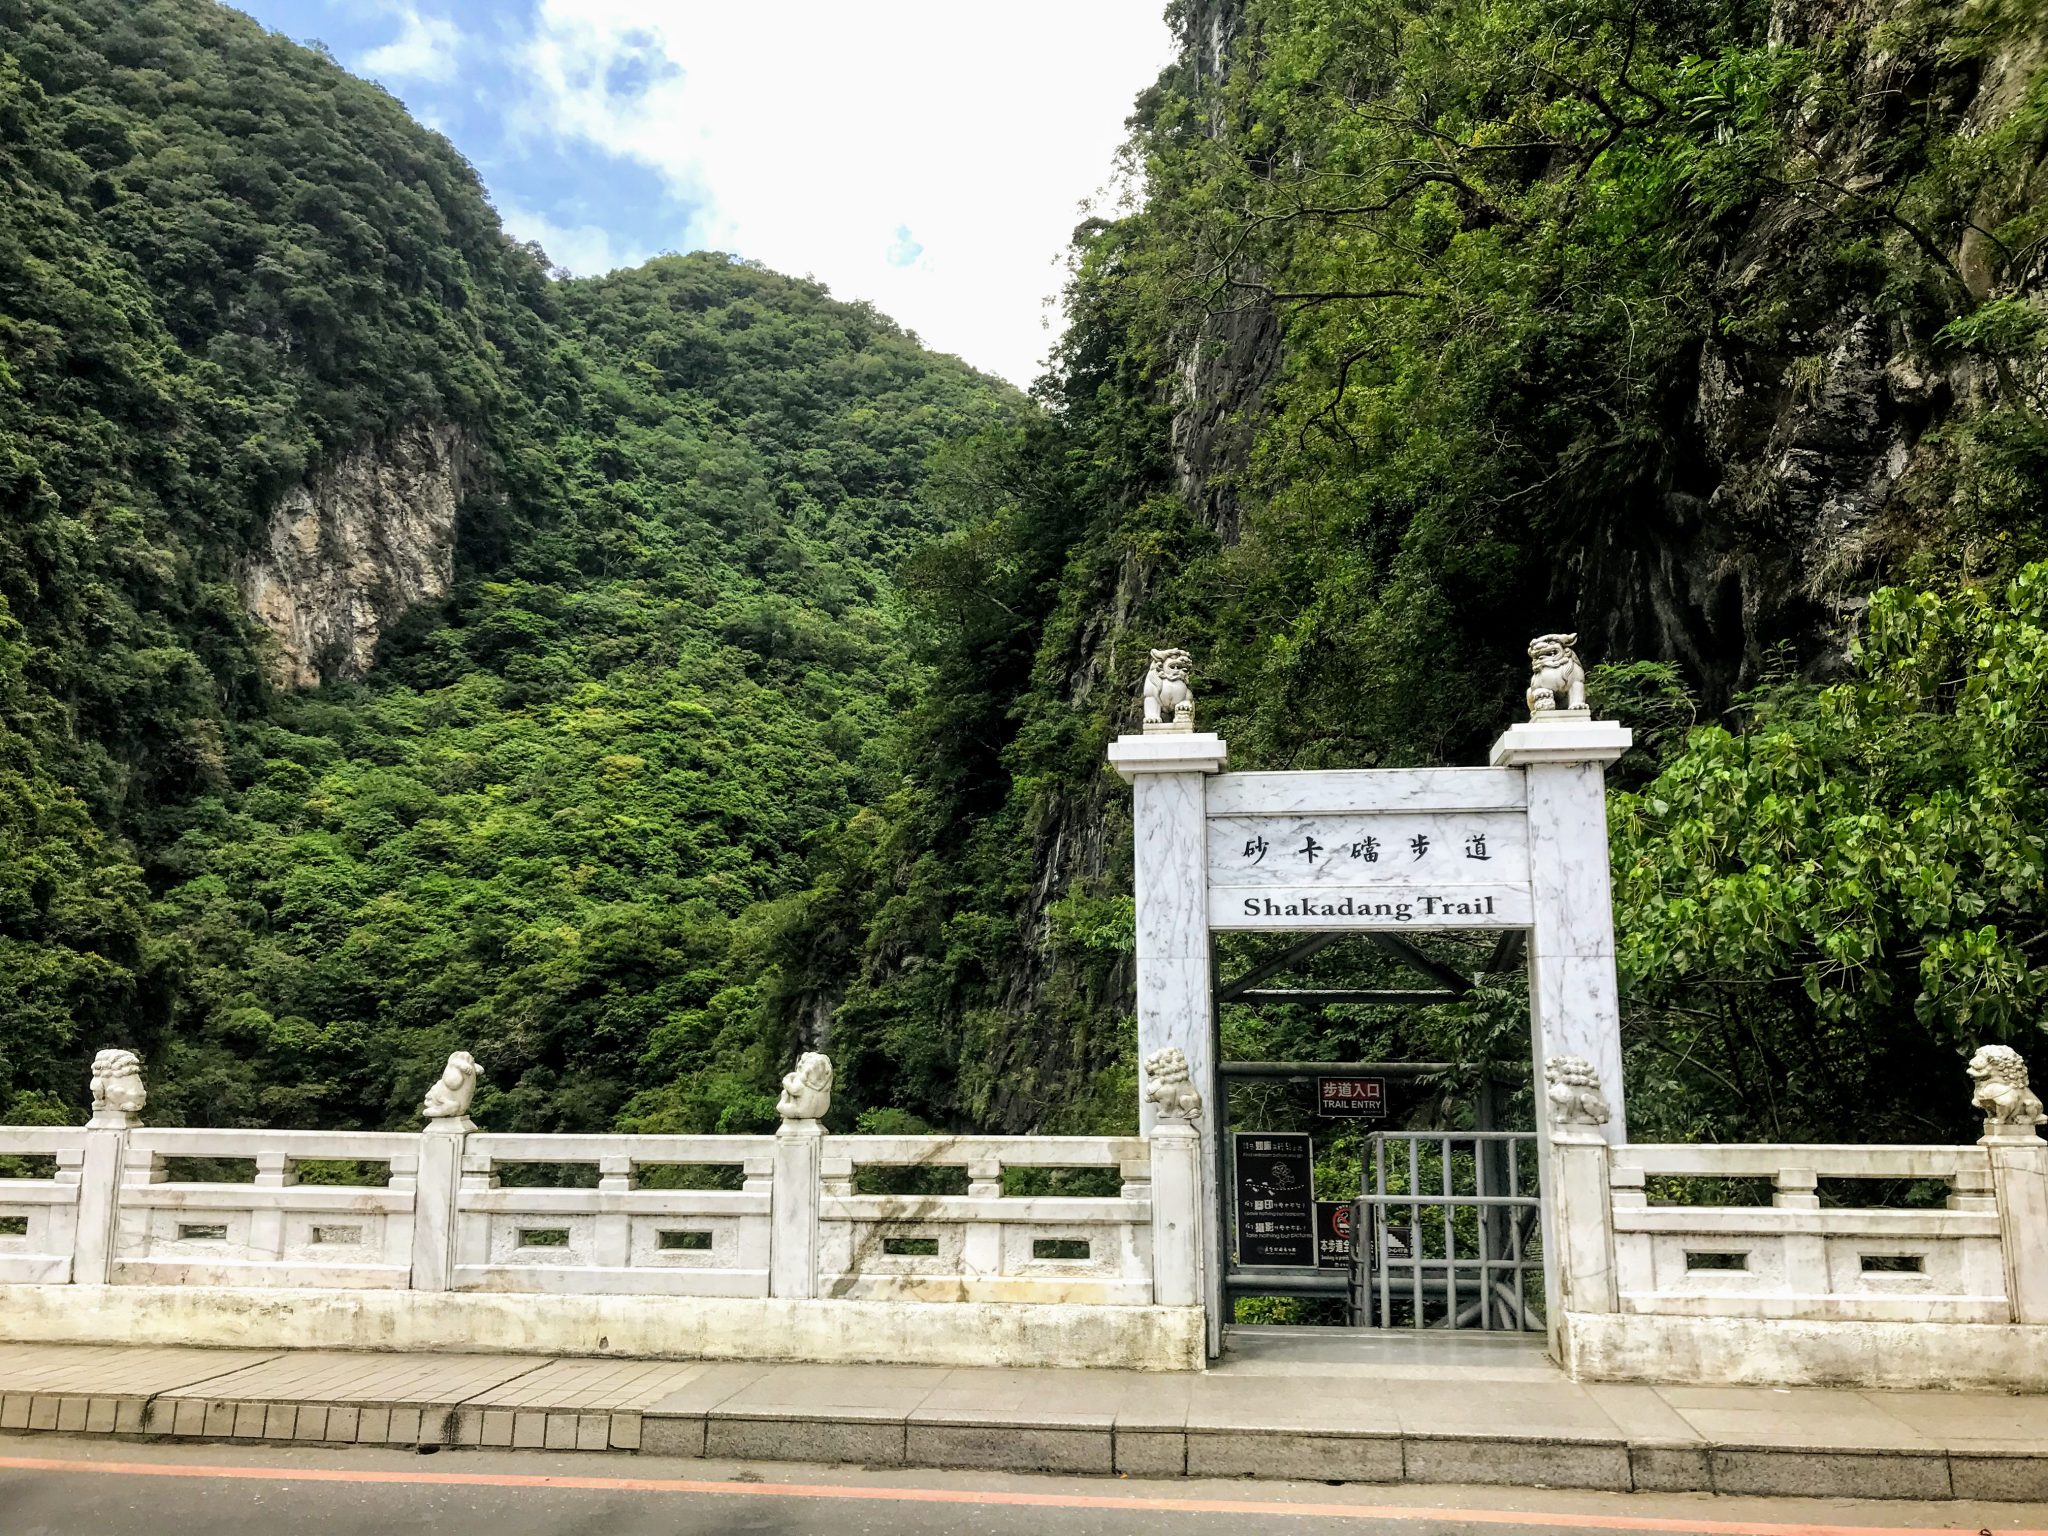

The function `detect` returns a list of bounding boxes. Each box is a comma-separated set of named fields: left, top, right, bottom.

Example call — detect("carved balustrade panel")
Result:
left=452, top=1133, right=775, bottom=1298
left=816, top=1135, right=1155, bottom=1304
left=0, top=1127, right=86, bottom=1284
left=1607, top=1144, right=2009, bottom=1323
left=113, top=1129, right=420, bottom=1288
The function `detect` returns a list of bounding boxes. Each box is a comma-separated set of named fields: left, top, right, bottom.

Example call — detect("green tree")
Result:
left=1614, top=565, right=2048, bottom=1143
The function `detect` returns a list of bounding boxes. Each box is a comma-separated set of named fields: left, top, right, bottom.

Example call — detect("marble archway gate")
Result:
left=1109, top=641, right=1633, bottom=1352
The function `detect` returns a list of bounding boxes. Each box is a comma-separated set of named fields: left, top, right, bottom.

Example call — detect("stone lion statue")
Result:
left=1526, top=633, right=1587, bottom=715
left=422, top=1051, right=479, bottom=1122
left=88, top=1048, right=147, bottom=1126
left=1968, top=1045, right=2045, bottom=1131
left=1142, top=648, right=1194, bottom=731
left=1143, top=1046, right=1202, bottom=1122
left=1544, top=1055, right=1609, bottom=1129
left=778, top=1051, right=833, bottom=1122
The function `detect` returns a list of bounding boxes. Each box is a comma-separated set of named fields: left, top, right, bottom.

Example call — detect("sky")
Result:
left=230, top=0, right=1177, bottom=385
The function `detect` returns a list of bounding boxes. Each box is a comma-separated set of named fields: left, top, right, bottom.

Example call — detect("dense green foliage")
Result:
left=0, top=0, right=554, bottom=1117
left=755, top=0, right=2048, bottom=1142
left=0, top=0, right=1008, bottom=1130
left=1616, top=566, right=2048, bottom=1142
left=2, top=0, right=2045, bottom=1152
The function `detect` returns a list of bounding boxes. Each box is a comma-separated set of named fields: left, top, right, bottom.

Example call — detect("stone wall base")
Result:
left=0, top=1285, right=1207, bottom=1373
left=1561, top=1310, right=2048, bottom=1391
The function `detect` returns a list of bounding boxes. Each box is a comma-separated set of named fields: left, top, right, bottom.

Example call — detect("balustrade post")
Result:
left=411, top=1049, right=480, bottom=1292
left=1147, top=1120, right=1205, bottom=1308
left=69, top=1132, right=126, bottom=1287
left=1543, top=1057, right=1618, bottom=1349
left=1987, top=1141, right=2048, bottom=1323
left=1972, top=1045, right=2048, bottom=1323
left=411, top=1122, right=467, bottom=1291
left=769, top=1051, right=832, bottom=1300
left=594, top=1154, right=634, bottom=1269
left=249, top=1150, right=294, bottom=1261
left=963, top=1154, right=1003, bottom=1279
left=770, top=1122, right=822, bottom=1299
left=72, top=1048, right=150, bottom=1286
left=1548, top=1131, right=1616, bottom=1315
left=1771, top=1165, right=1829, bottom=1298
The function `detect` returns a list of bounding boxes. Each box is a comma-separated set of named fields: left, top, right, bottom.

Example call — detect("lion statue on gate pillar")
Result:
left=1142, top=648, right=1195, bottom=732
left=1143, top=1047, right=1203, bottom=1122
left=1526, top=634, right=1588, bottom=716
left=1968, top=1045, right=2045, bottom=1138
left=1544, top=1055, right=1610, bottom=1130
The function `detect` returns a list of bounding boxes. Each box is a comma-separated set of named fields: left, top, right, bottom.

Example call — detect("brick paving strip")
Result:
left=4, top=1340, right=2048, bottom=1501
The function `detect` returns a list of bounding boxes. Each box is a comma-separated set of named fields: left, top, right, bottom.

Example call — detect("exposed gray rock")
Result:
left=242, top=422, right=471, bottom=688
left=1571, top=0, right=2045, bottom=697
left=1174, top=301, right=1278, bottom=544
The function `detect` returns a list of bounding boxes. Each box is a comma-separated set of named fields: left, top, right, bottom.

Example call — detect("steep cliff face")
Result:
left=1168, top=0, right=1269, bottom=546
left=1153, top=0, right=2047, bottom=708
left=1582, top=0, right=2048, bottom=695
left=241, top=422, right=472, bottom=688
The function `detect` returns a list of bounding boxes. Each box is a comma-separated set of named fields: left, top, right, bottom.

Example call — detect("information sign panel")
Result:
left=1379, top=1221, right=1413, bottom=1266
left=1317, top=1076, right=1387, bottom=1119
left=1233, top=1132, right=1315, bottom=1268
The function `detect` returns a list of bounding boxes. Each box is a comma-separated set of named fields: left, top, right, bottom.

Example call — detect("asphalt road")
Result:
left=3, top=1436, right=2043, bottom=1536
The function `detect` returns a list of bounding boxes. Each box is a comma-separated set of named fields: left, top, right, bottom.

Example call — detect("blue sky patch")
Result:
left=221, top=0, right=1178, bottom=384
left=237, top=0, right=709, bottom=274
left=885, top=225, right=924, bottom=269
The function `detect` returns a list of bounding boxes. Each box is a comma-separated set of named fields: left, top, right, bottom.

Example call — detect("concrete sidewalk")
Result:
left=4, top=1328, right=2047, bottom=1501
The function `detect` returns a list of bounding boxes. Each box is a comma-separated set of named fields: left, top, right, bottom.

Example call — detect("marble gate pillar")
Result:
left=1108, top=729, right=1228, bottom=1346
left=1491, top=713, right=1631, bottom=1352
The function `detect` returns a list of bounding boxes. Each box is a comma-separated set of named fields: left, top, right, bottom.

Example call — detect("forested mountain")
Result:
left=2, top=0, right=2044, bottom=1148
left=0, top=0, right=1009, bottom=1130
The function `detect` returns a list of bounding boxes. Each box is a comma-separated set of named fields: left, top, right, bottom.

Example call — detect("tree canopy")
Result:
left=2, top=0, right=2045, bottom=1153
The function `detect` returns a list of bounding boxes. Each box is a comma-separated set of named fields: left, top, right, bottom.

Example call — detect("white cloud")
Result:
left=498, top=200, right=653, bottom=277
left=513, top=1, right=1174, bottom=385
left=359, top=5, right=461, bottom=85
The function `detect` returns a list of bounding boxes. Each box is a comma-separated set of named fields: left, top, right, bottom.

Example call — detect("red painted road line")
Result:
left=0, top=1452, right=2036, bottom=1536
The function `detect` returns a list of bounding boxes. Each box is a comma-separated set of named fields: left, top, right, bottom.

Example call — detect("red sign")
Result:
left=1316, top=1076, right=1387, bottom=1118
left=1316, top=1201, right=1354, bottom=1269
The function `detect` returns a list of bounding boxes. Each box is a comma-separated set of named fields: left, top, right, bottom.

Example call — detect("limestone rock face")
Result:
left=243, top=422, right=470, bottom=688
left=1573, top=0, right=2047, bottom=698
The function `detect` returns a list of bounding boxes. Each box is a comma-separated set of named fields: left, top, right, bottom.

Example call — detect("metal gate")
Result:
left=1352, top=1130, right=1543, bottom=1331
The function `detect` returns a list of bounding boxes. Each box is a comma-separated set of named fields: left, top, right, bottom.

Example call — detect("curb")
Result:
left=3, top=1393, right=2033, bottom=1498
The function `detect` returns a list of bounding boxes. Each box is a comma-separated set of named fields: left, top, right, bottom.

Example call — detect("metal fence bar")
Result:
left=1375, top=1136, right=1389, bottom=1329
left=1441, top=1142, right=1456, bottom=1331
left=1476, top=1138, right=1493, bottom=1330
left=1408, top=1136, right=1422, bottom=1326
left=1363, top=1193, right=1533, bottom=1207
left=1509, top=1139, right=1526, bottom=1325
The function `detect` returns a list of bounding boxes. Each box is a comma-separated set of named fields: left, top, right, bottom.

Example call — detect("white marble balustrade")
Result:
left=0, top=1126, right=87, bottom=1284
left=112, top=1129, right=421, bottom=1289
left=452, top=1133, right=776, bottom=1297
left=0, top=1120, right=1185, bottom=1311
left=816, top=1134, right=1155, bottom=1305
left=1604, top=1143, right=2011, bottom=1323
